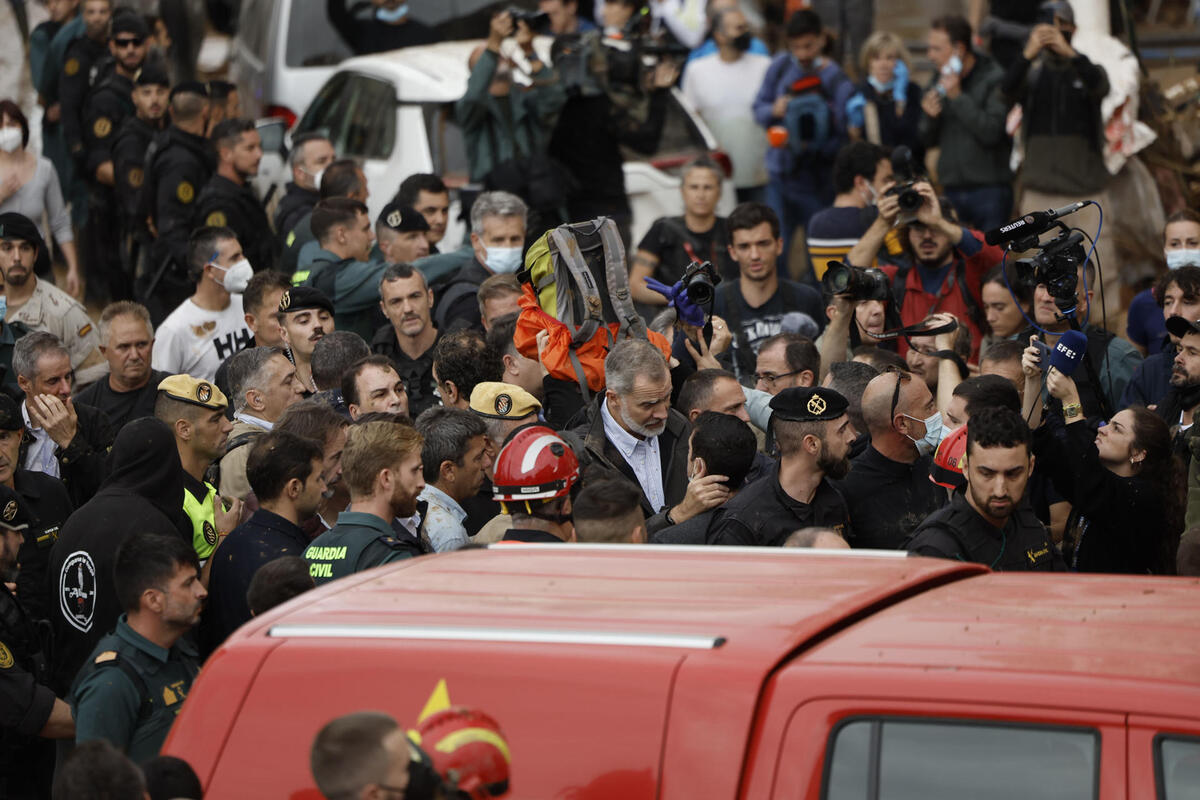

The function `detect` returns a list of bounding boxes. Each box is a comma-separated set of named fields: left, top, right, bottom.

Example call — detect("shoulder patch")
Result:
left=378, top=535, right=406, bottom=550
left=64, top=58, right=79, bottom=76
left=94, top=650, right=118, bottom=665
left=0, top=641, right=13, bottom=669
left=78, top=323, right=93, bottom=338
left=176, top=181, right=194, bottom=204
left=202, top=520, right=217, bottom=546
left=127, top=167, right=143, bottom=188
left=205, top=210, right=227, bottom=227
left=93, top=117, right=112, bottom=138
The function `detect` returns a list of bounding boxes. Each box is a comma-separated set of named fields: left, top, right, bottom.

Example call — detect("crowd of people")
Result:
left=0, top=0, right=1197, bottom=795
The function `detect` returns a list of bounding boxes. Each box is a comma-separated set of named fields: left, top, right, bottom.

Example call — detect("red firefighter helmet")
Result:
left=929, top=424, right=968, bottom=490
left=413, top=707, right=511, bottom=798
left=492, top=425, right=579, bottom=502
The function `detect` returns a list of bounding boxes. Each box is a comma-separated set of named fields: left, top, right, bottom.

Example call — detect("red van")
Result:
left=163, top=546, right=1200, bottom=798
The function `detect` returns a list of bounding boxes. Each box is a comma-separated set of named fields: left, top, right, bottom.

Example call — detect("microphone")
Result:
left=984, top=202, right=1088, bottom=246
left=1047, top=329, right=1088, bottom=377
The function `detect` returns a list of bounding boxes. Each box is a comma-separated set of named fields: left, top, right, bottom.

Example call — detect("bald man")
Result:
left=833, top=368, right=946, bottom=549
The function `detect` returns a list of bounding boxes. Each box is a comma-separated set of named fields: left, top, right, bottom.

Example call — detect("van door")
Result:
left=764, top=698, right=1126, bottom=800
left=1127, top=716, right=1200, bottom=800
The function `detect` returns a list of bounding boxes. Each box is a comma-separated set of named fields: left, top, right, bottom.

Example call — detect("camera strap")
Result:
left=864, top=317, right=958, bottom=342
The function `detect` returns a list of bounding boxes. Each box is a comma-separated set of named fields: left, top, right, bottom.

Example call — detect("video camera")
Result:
left=682, top=259, right=720, bottom=307
left=553, top=8, right=688, bottom=100
left=506, top=5, right=550, bottom=31
left=885, top=146, right=924, bottom=225
left=985, top=202, right=1091, bottom=316
left=823, top=262, right=892, bottom=303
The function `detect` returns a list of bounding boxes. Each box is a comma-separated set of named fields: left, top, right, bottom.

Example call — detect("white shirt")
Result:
left=234, top=412, right=273, bottom=432
left=681, top=51, right=771, bottom=189
left=419, top=484, right=469, bottom=553
left=21, top=401, right=59, bottom=478
left=152, top=296, right=253, bottom=381
left=601, top=400, right=665, bottom=512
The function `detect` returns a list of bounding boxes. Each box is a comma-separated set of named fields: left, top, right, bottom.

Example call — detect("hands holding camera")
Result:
left=488, top=10, right=536, bottom=56
left=1024, top=23, right=1075, bottom=60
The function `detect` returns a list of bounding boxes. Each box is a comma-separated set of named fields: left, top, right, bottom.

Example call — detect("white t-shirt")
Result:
left=152, top=296, right=253, bottom=381
left=681, top=51, right=771, bottom=189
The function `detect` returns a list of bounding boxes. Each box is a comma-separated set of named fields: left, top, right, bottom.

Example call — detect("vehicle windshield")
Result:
left=295, top=72, right=397, bottom=160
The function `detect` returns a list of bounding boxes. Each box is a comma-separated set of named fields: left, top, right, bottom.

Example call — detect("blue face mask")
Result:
left=902, top=410, right=944, bottom=456
left=375, top=3, right=408, bottom=22
left=485, top=246, right=523, bottom=275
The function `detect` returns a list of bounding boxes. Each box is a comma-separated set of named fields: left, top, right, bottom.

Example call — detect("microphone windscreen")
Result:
left=1048, top=329, right=1088, bottom=377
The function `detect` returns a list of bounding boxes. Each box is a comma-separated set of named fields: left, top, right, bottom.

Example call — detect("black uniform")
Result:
left=501, top=528, right=564, bottom=543
left=193, top=174, right=279, bottom=272
left=58, top=36, right=109, bottom=168
left=81, top=70, right=136, bottom=301
left=274, top=181, right=320, bottom=240
left=706, top=467, right=852, bottom=546
left=370, top=324, right=441, bottom=418
left=74, top=369, right=172, bottom=433
left=141, top=125, right=213, bottom=322
left=906, top=491, right=1064, bottom=570
left=0, top=582, right=57, bottom=800
left=112, top=115, right=162, bottom=263
left=12, top=470, right=73, bottom=624
left=835, top=446, right=946, bottom=549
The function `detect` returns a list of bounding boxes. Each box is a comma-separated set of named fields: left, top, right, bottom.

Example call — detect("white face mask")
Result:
left=0, top=127, right=22, bottom=153
left=211, top=258, right=254, bottom=292
left=902, top=410, right=944, bottom=456
left=485, top=246, right=522, bottom=275
left=1167, top=249, right=1200, bottom=270
left=301, top=166, right=325, bottom=191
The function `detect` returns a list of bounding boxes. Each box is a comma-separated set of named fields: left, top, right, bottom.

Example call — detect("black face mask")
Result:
left=731, top=32, right=752, bottom=52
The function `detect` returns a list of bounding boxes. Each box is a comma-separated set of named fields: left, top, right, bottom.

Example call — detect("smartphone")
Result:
left=943, top=54, right=963, bottom=76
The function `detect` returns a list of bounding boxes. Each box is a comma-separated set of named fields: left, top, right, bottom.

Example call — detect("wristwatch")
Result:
left=1062, top=402, right=1083, bottom=419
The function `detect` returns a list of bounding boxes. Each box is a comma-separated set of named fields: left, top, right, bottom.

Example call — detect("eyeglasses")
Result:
left=112, top=36, right=144, bottom=48
left=754, top=369, right=804, bottom=385
left=884, top=365, right=912, bottom=423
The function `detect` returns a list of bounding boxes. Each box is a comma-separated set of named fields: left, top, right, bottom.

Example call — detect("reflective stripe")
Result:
left=268, top=624, right=725, bottom=650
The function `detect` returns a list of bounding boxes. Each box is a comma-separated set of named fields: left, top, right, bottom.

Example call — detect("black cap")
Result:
left=134, top=63, right=170, bottom=88
left=0, top=485, right=31, bottom=532
left=0, top=212, right=51, bottom=277
left=110, top=11, right=150, bottom=38
left=278, top=286, right=334, bottom=316
left=0, top=394, right=21, bottom=432
left=1166, top=315, right=1200, bottom=339
left=378, top=202, right=430, bottom=233
left=207, top=80, right=236, bottom=99
left=769, top=386, right=849, bottom=422
left=169, top=81, right=209, bottom=101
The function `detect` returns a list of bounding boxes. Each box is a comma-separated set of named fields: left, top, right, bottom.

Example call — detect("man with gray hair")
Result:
left=310, top=331, right=370, bottom=416
left=218, top=346, right=305, bottom=499
left=414, top=407, right=493, bottom=552
left=15, top=331, right=115, bottom=507
left=76, top=301, right=172, bottom=432
left=274, top=132, right=335, bottom=237
left=432, top=190, right=527, bottom=333
left=577, top=337, right=690, bottom=534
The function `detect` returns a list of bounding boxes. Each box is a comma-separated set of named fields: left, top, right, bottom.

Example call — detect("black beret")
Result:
left=769, top=386, right=849, bottom=422
left=278, top=286, right=334, bottom=316
left=134, top=63, right=170, bottom=88
left=0, top=212, right=51, bottom=276
left=377, top=202, right=430, bottom=233
left=0, top=393, right=21, bottom=432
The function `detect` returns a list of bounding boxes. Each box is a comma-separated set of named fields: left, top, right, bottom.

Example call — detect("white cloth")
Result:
left=681, top=51, right=771, bottom=189
left=21, top=401, right=59, bottom=478
left=419, top=484, right=469, bottom=553
left=600, top=400, right=665, bottom=512
left=233, top=412, right=273, bottom=431
left=152, top=296, right=252, bottom=381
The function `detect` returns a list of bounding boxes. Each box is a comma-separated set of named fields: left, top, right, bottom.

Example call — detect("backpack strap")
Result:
left=596, top=217, right=646, bottom=340
left=548, top=226, right=604, bottom=348
left=94, top=654, right=154, bottom=724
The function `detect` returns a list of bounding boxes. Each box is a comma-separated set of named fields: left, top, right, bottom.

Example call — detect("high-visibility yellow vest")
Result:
left=183, top=482, right=219, bottom=561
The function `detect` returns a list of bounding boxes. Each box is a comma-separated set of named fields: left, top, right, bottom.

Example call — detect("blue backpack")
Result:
left=780, top=66, right=850, bottom=157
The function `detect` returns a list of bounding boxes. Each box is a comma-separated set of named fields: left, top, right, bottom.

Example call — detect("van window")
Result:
left=1158, top=736, right=1200, bottom=799
left=824, top=718, right=1098, bottom=800
left=286, top=0, right=353, bottom=67
left=420, top=103, right=469, bottom=186
left=296, top=73, right=396, bottom=160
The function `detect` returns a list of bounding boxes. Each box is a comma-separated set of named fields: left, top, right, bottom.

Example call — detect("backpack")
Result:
left=779, top=66, right=850, bottom=158
left=513, top=217, right=671, bottom=400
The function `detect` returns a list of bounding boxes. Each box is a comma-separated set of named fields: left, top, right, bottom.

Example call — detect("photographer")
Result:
left=805, top=141, right=898, bottom=282
left=1023, top=341, right=1182, bottom=574
left=846, top=184, right=1003, bottom=363
left=1122, top=265, right=1200, bottom=410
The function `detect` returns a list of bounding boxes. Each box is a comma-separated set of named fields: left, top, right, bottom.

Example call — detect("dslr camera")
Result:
left=682, top=260, right=720, bottom=307
left=506, top=5, right=550, bottom=31
left=885, top=146, right=924, bottom=225
left=823, top=262, right=892, bottom=303
left=553, top=9, right=687, bottom=100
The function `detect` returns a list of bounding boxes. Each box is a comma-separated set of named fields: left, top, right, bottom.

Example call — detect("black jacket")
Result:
left=111, top=115, right=162, bottom=236
left=144, top=125, right=215, bottom=276
left=81, top=70, right=133, bottom=179
left=19, top=399, right=115, bottom=509
left=370, top=324, right=440, bottom=418
left=12, top=469, right=73, bottom=623
left=706, top=464, right=852, bottom=546
left=0, top=582, right=56, bottom=800
left=835, top=445, right=945, bottom=550
left=194, top=174, right=279, bottom=273
left=906, top=491, right=1064, bottom=570
left=274, top=181, right=320, bottom=239
left=47, top=418, right=190, bottom=694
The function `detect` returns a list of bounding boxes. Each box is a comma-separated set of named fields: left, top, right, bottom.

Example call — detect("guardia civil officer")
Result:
left=79, top=10, right=149, bottom=302
left=58, top=0, right=113, bottom=172
left=0, top=487, right=75, bottom=800
left=70, top=531, right=203, bottom=764
left=303, top=417, right=426, bottom=584
left=906, top=406, right=1065, bottom=570
left=707, top=387, right=857, bottom=546
left=112, top=63, right=170, bottom=271
left=193, top=119, right=278, bottom=273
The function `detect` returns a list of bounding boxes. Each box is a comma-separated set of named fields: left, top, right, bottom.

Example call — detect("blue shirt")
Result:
left=600, top=400, right=665, bottom=512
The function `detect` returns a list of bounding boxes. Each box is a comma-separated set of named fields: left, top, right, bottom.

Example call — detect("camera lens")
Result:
left=688, top=275, right=714, bottom=306
left=898, top=187, right=922, bottom=212
left=825, top=263, right=851, bottom=294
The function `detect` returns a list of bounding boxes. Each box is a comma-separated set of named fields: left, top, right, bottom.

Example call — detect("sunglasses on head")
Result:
left=883, top=365, right=912, bottom=423
left=113, top=36, right=144, bottom=47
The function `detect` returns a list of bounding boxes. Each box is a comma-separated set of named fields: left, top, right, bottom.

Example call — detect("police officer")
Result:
left=0, top=393, right=74, bottom=624
left=112, top=63, right=170, bottom=273
left=193, top=118, right=279, bottom=274
left=707, top=387, right=857, bottom=546
left=80, top=10, right=149, bottom=302
left=70, top=531, right=203, bottom=763
left=0, top=487, right=75, bottom=800
left=906, top=407, right=1064, bottom=570
left=492, top=425, right=579, bottom=543
left=140, top=81, right=212, bottom=323
left=154, top=375, right=243, bottom=568
left=304, top=417, right=425, bottom=584
left=58, top=0, right=113, bottom=173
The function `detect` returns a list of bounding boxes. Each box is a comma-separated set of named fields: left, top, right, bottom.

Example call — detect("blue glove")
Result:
left=644, top=277, right=706, bottom=327
left=846, top=93, right=866, bottom=131
left=893, top=59, right=910, bottom=105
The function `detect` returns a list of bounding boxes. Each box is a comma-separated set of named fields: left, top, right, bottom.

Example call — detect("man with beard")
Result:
left=708, top=386, right=856, bottom=546
left=907, top=406, right=1062, bottom=570
left=193, top=119, right=278, bottom=273
left=112, top=64, right=169, bottom=269
left=0, top=213, right=99, bottom=368
left=278, top=286, right=334, bottom=396
left=1159, top=316, right=1200, bottom=466
left=200, top=431, right=326, bottom=655
left=371, top=263, right=439, bottom=417
left=836, top=366, right=946, bottom=549
left=304, top=417, right=425, bottom=584
left=70, top=531, right=204, bottom=762
left=154, top=375, right=241, bottom=569
left=375, top=203, right=430, bottom=264
left=76, top=302, right=171, bottom=431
